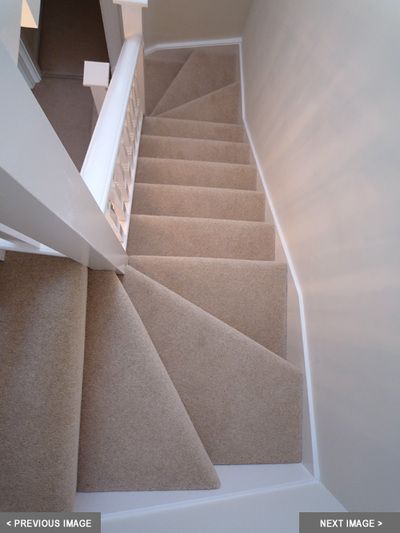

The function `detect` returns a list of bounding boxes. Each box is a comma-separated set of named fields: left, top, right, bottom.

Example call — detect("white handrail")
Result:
left=81, top=36, right=142, bottom=213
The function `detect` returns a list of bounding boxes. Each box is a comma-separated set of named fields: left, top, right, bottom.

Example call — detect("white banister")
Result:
left=81, top=36, right=145, bottom=248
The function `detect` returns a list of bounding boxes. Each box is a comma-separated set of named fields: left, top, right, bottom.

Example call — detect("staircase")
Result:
left=0, top=46, right=302, bottom=512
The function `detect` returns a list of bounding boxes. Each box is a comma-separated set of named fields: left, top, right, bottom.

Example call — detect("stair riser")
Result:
left=132, top=184, right=265, bottom=221
left=128, top=216, right=275, bottom=261
left=142, top=117, right=244, bottom=143
left=139, top=136, right=250, bottom=165
left=136, top=158, right=257, bottom=190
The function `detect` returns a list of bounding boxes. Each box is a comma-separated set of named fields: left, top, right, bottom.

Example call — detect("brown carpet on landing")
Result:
left=32, top=0, right=109, bottom=169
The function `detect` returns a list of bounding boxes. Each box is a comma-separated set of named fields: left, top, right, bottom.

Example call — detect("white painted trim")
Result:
left=76, top=463, right=314, bottom=514
left=99, top=0, right=124, bottom=73
left=144, top=37, right=242, bottom=56
left=113, top=0, right=148, bottom=6
left=238, top=41, right=320, bottom=480
left=18, top=39, right=41, bottom=89
left=104, top=480, right=316, bottom=521
left=0, top=238, right=62, bottom=257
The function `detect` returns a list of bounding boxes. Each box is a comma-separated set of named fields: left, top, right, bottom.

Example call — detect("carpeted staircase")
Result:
left=0, top=46, right=302, bottom=512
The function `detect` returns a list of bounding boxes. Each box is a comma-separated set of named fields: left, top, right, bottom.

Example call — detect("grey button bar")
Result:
left=0, top=514, right=101, bottom=533
left=300, top=513, right=400, bottom=533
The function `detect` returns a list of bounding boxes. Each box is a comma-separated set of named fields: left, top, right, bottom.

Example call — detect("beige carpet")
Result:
left=0, top=45, right=303, bottom=509
left=160, top=82, right=242, bottom=124
left=127, top=215, right=275, bottom=260
left=123, top=45, right=302, bottom=465
left=144, top=50, right=191, bottom=115
left=132, top=183, right=265, bottom=221
left=122, top=268, right=302, bottom=464
left=151, top=49, right=238, bottom=116
left=139, top=134, right=250, bottom=164
left=78, top=271, right=219, bottom=491
left=129, top=256, right=287, bottom=356
left=0, top=253, right=87, bottom=511
left=136, top=157, right=257, bottom=189
left=142, top=117, right=245, bottom=142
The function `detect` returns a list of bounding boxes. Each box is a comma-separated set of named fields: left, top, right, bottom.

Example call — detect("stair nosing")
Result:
left=129, top=255, right=287, bottom=268
left=130, top=213, right=274, bottom=228
left=134, top=182, right=264, bottom=196
left=140, top=133, right=249, bottom=148
left=144, top=116, right=244, bottom=130
left=137, top=156, right=256, bottom=170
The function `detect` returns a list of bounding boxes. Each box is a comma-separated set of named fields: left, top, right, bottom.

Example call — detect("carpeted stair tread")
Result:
left=129, top=256, right=287, bottom=356
left=0, top=252, right=87, bottom=512
left=132, top=183, right=265, bottom=221
left=144, top=57, right=188, bottom=115
left=78, top=271, right=219, bottom=491
left=160, top=82, right=241, bottom=124
left=127, top=215, right=275, bottom=260
left=142, top=117, right=245, bottom=142
left=139, top=134, right=250, bottom=165
left=136, top=157, right=257, bottom=190
left=152, top=49, right=237, bottom=116
left=121, top=267, right=302, bottom=464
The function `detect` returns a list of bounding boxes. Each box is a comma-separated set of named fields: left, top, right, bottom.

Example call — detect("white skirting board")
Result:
left=74, top=465, right=345, bottom=533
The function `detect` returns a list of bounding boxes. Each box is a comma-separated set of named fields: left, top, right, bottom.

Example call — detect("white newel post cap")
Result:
left=113, top=1, right=148, bottom=6
left=83, top=61, right=110, bottom=88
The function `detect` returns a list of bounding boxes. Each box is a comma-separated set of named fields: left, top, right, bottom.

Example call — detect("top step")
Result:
left=142, top=117, right=245, bottom=143
left=151, top=49, right=238, bottom=116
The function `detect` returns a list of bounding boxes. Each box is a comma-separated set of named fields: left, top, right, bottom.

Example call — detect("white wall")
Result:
left=99, top=0, right=123, bottom=72
left=0, top=0, right=22, bottom=63
left=242, top=0, right=400, bottom=511
left=143, top=0, right=252, bottom=48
